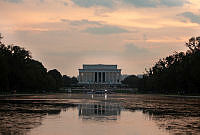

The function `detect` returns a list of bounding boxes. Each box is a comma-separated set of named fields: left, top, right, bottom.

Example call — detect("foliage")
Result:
left=121, top=75, right=141, bottom=88
left=141, top=37, right=200, bottom=94
left=122, top=37, right=200, bottom=94
left=62, top=75, right=72, bottom=87
left=62, top=75, right=78, bottom=87
left=0, top=34, right=77, bottom=93
left=48, top=69, right=63, bottom=89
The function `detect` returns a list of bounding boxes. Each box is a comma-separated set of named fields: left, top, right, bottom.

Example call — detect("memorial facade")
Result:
left=78, top=64, right=121, bottom=85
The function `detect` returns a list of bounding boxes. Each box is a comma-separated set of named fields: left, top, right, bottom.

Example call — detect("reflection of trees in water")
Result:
left=0, top=95, right=199, bottom=135
left=142, top=111, right=200, bottom=135
left=0, top=112, right=44, bottom=135
left=0, top=101, right=76, bottom=135
left=78, top=103, right=121, bottom=121
left=121, top=95, right=200, bottom=135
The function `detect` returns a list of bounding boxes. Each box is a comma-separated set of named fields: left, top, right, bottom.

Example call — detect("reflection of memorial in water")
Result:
left=78, top=103, right=121, bottom=121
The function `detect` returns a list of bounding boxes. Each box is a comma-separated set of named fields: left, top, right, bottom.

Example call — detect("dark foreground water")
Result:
left=0, top=94, right=199, bottom=135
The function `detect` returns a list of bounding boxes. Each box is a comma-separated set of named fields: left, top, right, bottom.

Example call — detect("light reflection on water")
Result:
left=90, top=94, right=107, bottom=100
left=78, top=102, right=121, bottom=121
left=1, top=94, right=199, bottom=135
left=29, top=102, right=169, bottom=135
left=0, top=101, right=169, bottom=135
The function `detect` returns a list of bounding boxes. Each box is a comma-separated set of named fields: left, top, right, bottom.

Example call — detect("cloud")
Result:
left=159, top=0, right=187, bottom=7
left=45, top=43, right=151, bottom=58
left=82, top=25, right=129, bottom=34
left=71, top=0, right=188, bottom=8
left=124, top=43, right=149, bottom=55
left=71, top=0, right=114, bottom=8
left=61, top=19, right=102, bottom=26
left=63, top=2, right=68, bottom=6
left=123, top=0, right=157, bottom=8
left=179, top=12, right=200, bottom=24
left=3, top=0, right=23, bottom=3
left=123, top=0, right=188, bottom=8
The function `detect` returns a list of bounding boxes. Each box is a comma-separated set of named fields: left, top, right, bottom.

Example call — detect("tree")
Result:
left=62, top=75, right=72, bottom=87
left=0, top=34, right=61, bottom=92
left=121, top=75, right=141, bottom=88
left=142, top=37, right=200, bottom=94
left=71, top=76, right=78, bottom=85
left=48, top=69, right=63, bottom=89
left=62, top=76, right=78, bottom=87
left=186, top=37, right=200, bottom=53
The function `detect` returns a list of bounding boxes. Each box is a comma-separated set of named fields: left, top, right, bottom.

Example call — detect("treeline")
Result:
left=0, top=35, right=77, bottom=93
left=123, top=37, right=200, bottom=94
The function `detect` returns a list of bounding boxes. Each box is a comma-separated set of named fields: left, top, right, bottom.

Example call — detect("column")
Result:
left=97, top=72, right=99, bottom=83
left=90, top=72, right=92, bottom=82
left=81, top=72, right=83, bottom=82
left=80, top=72, right=83, bottom=82
left=88, top=72, right=90, bottom=82
left=118, top=72, right=121, bottom=83
left=114, top=72, right=116, bottom=83
left=87, top=72, right=90, bottom=82
left=109, top=72, right=111, bottom=83
left=116, top=72, right=118, bottom=83
left=108, top=72, right=110, bottom=84
left=85, top=72, right=87, bottom=83
left=92, top=72, right=94, bottom=83
left=89, top=72, right=91, bottom=82
left=115, top=72, right=118, bottom=83
left=105, top=72, right=107, bottom=83
left=94, top=72, right=97, bottom=83
left=94, top=72, right=96, bottom=83
left=111, top=72, right=114, bottom=83
left=99, top=72, right=101, bottom=83
left=83, top=72, right=85, bottom=83
left=79, top=72, right=80, bottom=82
left=106, top=72, right=108, bottom=83
left=101, top=72, right=102, bottom=83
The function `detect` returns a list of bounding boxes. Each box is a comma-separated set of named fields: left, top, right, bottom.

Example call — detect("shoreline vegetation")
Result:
left=0, top=34, right=78, bottom=93
left=122, top=36, right=200, bottom=95
left=0, top=33, right=200, bottom=95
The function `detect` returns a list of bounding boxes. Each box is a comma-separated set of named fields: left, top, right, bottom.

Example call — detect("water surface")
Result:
left=30, top=104, right=169, bottom=135
left=0, top=94, right=199, bottom=135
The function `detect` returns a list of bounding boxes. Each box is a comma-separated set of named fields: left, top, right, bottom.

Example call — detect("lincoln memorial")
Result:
left=78, top=64, right=121, bottom=85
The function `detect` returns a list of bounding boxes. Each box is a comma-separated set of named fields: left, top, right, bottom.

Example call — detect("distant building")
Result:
left=78, top=64, right=121, bottom=85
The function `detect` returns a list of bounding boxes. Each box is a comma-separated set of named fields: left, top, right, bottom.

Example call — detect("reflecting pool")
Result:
left=0, top=94, right=199, bottom=135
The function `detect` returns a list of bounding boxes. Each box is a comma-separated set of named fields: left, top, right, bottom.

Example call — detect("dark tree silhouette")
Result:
left=186, top=37, right=200, bottom=53
left=121, top=75, right=141, bottom=88
left=122, top=37, right=200, bottom=94
left=48, top=69, right=63, bottom=89
left=140, top=37, right=200, bottom=94
left=71, top=76, right=78, bottom=85
left=0, top=34, right=73, bottom=93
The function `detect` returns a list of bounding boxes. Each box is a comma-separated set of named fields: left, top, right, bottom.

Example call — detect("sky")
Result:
left=1, top=0, right=200, bottom=76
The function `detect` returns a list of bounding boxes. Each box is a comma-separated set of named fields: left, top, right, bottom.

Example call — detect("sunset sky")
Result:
left=1, top=0, right=200, bottom=76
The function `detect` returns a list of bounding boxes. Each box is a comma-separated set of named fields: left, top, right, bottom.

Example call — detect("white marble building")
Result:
left=78, top=64, right=121, bottom=85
